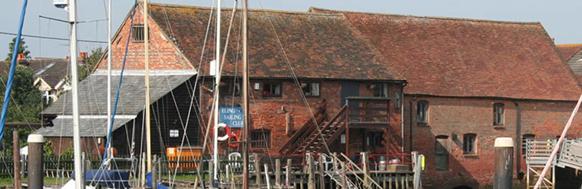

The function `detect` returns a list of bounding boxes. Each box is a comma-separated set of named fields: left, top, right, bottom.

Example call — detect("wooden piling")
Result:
left=318, top=155, right=325, bottom=189
left=307, top=153, right=315, bottom=189
left=13, top=130, right=21, bottom=189
left=286, top=159, right=292, bottom=187
left=153, top=155, right=158, bottom=189
left=27, top=134, right=44, bottom=189
left=275, top=159, right=281, bottom=188
left=254, top=153, right=262, bottom=185
left=362, top=152, right=369, bottom=188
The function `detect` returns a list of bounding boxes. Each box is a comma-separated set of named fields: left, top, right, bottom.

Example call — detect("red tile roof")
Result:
left=311, top=8, right=581, bottom=101
left=557, top=44, right=582, bottom=62
left=148, top=4, right=402, bottom=81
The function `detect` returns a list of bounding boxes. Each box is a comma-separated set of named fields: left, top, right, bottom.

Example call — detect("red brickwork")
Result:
left=404, top=96, right=582, bottom=188
left=95, top=5, right=193, bottom=71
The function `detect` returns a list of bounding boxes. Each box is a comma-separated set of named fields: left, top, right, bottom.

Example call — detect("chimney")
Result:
left=79, top=52, right=88, bottom=63
left=17, top=53, right=28, bottom=65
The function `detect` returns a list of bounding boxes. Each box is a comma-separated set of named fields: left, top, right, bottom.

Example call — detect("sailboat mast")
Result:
left=144, top=0, right=153, bottom=172
left=68, top=0, right=84, bottom=188
left=105, top=0, right=112, bottom=162
left=212, top=0, right=222, bottom=184
left=242, top=0, right=250, bottom=188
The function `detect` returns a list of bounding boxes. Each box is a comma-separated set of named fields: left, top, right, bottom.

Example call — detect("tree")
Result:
left=6, top=37, right=31, bottom=61
left=0, top=64, right=42, bottom=155
left=79, top=48, right=104, bottom=81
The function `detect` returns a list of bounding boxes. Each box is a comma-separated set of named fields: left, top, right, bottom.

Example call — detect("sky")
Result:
left=1, top=0, right=582, bottom=58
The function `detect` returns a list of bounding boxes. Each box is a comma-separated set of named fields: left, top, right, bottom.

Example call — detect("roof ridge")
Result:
left=309, top=7, right=541, bottom=26
left=149, top=2, right=341, bottom=17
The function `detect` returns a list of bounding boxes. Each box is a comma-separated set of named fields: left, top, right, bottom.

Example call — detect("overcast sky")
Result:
left=2, top=0, right=582, bottom=58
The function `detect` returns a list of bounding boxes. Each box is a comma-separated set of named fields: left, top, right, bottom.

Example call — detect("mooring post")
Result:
left=286, top=158, right=292, bottom=187
left=362, top=152, right=369, bottom=188
left=254, top=153, right=262, bottom=186
left=318, top=154, right=325, bottom=189
left=27, top=134, right=44, bottom=189
left=307, top=152, right=315, bottom=189
left=275, top=158, right=281, bottom=187
left=13, top=129, right=21, bottom=189
left=494, top=137, right=514, bottom=189
left=153, top=155, right=158, bottom=189
left=264, top=163, right=272, bottom=189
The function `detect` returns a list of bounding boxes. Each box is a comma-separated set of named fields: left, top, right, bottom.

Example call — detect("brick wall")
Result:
left=404, top=96, right=582, bottom=188
left=95, top=4, right=193, bottom=71
left=199, top=78, right=404, bottom=156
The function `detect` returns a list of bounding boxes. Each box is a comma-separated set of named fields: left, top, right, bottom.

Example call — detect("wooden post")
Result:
left=264, top=164, right=272, bottom=189
left=254, top=153, right=262, bottom=185
left=152, top=155, right=158, bottom=189
left=141, top=152, right=146, bottom=188
left=494, top=137, right=513, bottom=189
left=27, top=134, right=44, bottom=189
left=286, top=159, right=292, bottom=187
left=13, top=129, right=21, bottom=189
left=318, top=155, right=326, bottom=189
left=275, top=159, right=281, bottom=187
left=307, top=153, right=315, bottom=189
left=209, top=159, right=214, bottom=187
left=362, top=152, right=370, bottom=188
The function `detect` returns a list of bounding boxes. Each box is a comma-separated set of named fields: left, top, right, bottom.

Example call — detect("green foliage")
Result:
left=0, top=65, right=42, bottom=123
left=0, top=65, right=42, bottom=156
left=79, top=48, right=104, bottom=81
left=5, top=37, right=31, bottom=61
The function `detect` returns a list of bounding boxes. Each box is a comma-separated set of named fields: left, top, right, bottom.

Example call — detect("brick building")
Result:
left=309, top=8, right=582, bottom=188
left=35, top=3, right=582, bottom=188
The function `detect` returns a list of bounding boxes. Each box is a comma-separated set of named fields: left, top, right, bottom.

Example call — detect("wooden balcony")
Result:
left=346, top=97, right=390, bottom=128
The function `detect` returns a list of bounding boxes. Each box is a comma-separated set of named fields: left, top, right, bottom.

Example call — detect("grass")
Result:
left=0, top=176, right=69, bottom=187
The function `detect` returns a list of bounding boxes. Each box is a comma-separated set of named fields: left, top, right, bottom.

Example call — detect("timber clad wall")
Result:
left=404, top=96, right=582, bottom=188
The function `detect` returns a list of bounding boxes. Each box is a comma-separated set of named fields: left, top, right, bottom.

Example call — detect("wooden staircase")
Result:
left=280, top=105, right=348, bottom=155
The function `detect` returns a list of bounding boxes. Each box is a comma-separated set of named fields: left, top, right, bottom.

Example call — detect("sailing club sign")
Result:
left=219, top=105, right=244, bottom=128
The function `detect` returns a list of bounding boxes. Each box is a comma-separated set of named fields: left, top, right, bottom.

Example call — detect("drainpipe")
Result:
left=401, top=84, right=405, bottom=152
left=513, top=101, right=522, bottom=179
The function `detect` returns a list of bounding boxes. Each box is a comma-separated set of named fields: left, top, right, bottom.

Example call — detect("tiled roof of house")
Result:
left=148, top=3, right=402, bottom=81
left=1, top=58, right=69, bottom=88
left=557, top=44, right=582, bottom=63
left=557, top=44, right=582, bottom=75
left=310, top=8, right=581, bottom=101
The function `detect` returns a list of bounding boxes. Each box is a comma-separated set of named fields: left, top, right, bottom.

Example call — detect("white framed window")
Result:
left=463, top=133, right=477, bottom=155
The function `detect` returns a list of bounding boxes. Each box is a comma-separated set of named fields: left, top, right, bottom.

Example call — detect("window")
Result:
left=220, top=79, right=241, bottom=97
left=416, top=100, right=429, bottom=124
left=493, top=103, right=504, bottom=126
left=262, top=82, right=282, bottom=97
left=372, top=83, right=388, bottom=97
left=522, top=134, right=535, bottom=154
left=463, top=134, right=477, bottom=154
left=250, top=129, right=271, bottom=149
left=301, top=82, right=320, bottom=97
left=132, top=25, right=145, bottom=42
left=435, top=135, right=449, bottom=170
